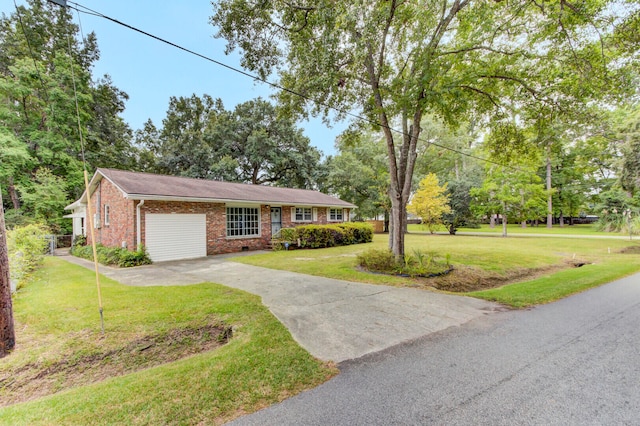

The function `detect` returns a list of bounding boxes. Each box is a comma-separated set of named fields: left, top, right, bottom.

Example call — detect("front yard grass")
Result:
left=408, top=223, right=619, bottom=236
left=233, top=233, right=640, bottom=307
left=0, top=257, right=336, bottom=425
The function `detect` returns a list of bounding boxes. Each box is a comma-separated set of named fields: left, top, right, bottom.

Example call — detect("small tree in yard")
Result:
left=472, top=165, right=547, bottom=236
left=408, top=174, right=451, bottom=234
left=442, top=180, right=475, bottom=235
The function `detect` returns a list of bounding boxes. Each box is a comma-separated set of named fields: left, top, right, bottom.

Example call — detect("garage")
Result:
left=145, top=213, right=207, bottom=262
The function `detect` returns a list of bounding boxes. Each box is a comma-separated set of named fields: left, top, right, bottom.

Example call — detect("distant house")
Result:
left=65, top=168, right=355, bottom=262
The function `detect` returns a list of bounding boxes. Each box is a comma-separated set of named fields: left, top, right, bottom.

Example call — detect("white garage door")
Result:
left=145, top=214, right=207, bottom=262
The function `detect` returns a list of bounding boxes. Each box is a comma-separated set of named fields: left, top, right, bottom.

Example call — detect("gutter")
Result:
left=136, top=200, right=144, bottom=249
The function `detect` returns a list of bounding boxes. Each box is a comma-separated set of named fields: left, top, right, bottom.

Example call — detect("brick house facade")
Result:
left=66, top=169, right=354, bottom=261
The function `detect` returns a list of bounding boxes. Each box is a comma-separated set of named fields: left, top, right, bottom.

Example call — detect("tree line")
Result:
left=0, top=1, right=324, bottom=233
left=1, top=0, right=639, bottom=247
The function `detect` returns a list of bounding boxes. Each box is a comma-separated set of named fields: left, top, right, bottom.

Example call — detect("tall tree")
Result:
left=211, top=0, right=631, bottom=258
left=0, top=0, right=136, bottom=227
left=18, top=168, right=69, bottom=233
left=324, top=131, right=390, bottom=220
left=141, top=96, right=324, bottom=188
left=151, top=94, right=224, bottom=178
left=442, top=178, right=478, bottom=235
left=617, top=106, right=640, bottom=196
left=211, top=98, right=323, bottom=188
left=472, top=164, right=547, bottom=236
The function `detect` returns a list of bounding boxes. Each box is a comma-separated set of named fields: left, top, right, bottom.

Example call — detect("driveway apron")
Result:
left=61, top=253, right=501, bottom=363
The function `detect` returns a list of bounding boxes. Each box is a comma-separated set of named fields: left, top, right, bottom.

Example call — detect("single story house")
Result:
left=65, top=168, right=355, bottom=262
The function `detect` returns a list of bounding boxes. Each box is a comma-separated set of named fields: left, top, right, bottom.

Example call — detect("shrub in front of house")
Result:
left=357, top=248, right=453, bottom=278
left=71, top=242, right=151, bottom=267
left=274, top=222, right=373, bottom=250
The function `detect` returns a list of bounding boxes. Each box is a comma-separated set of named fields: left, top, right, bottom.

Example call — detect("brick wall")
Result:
left=141, top=201, right=271, bottom=255
left=86, top=179, right=136, bottom=250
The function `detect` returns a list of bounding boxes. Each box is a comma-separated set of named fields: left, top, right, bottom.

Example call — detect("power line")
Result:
left=63, top=1, right=519, bottom=172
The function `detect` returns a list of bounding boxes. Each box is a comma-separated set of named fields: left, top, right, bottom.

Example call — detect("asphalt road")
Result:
left=231, top=272, right=640, bottom=425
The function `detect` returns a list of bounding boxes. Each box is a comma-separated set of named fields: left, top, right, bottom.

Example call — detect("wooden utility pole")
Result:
left=0, top=188, right=16, bottom=357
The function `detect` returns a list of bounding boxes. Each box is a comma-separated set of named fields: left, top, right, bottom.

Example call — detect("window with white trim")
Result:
left=104, top=205, right=110, bottom=226
left=328, top=208, right=344, bottom=221
left=226, top=207, right=260, bottom=237
left=293, top=207, right=312, bottom=222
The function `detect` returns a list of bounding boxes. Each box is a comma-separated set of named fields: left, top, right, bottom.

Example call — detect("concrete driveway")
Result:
left=62, top=253, right=502, bottom=363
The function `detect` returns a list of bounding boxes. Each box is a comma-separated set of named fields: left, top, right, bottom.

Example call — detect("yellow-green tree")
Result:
left=408, top=174, right=451, bottom=234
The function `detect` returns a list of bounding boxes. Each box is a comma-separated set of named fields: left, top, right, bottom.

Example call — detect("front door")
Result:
left=270, top=207, right=282, bottom=237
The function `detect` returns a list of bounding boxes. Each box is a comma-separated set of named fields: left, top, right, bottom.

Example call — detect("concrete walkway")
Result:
left=61, top=253, right=503, bottom=363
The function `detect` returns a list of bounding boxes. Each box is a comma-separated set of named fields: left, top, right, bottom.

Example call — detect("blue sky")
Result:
left=2, top=0, right=346, bottom=156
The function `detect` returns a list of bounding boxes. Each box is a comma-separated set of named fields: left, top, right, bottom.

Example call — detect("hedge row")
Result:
left=71, top=236, right=151, bottom=267
left=275, top=222, right=373, bottom=250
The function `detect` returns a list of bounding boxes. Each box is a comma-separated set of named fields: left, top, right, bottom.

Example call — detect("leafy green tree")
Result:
left=408, top=174, right=450, bottom=234
left=0, top=0, right=136, bottom=228
left=472, top=165, right=547, bottom=237
left=414, top=116, right=480, bottom=183
left=134, top=119, right=162, bottom=173
left=153, top=94, right=224, bottom=178
left=595, top=187, right=638, bottom=233
left=18, top=168, right=69, bottom=233
left=442, top=179, right=477, bottom=235
left=617, top=106, right=640, bottom=196
left=211, top=0, right=631, bottom=258
left=0, top=129, right=32, bottom=211
left=84, top=76, right=136, bottom=171
left=546, top=147, right=588, bottom=226
left=142, top=96, right=324, bottom=188
left=210, top=98, right=323, bottom=188
left=324, top=131, right=390, bottom=221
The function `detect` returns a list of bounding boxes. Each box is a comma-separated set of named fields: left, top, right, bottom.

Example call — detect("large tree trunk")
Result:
left=501, top=200, right=508, bottom=237
left=0, top=188, right=16, bottom=358
left=388, top=191, right=406, bottom=259
left=546, top=143, right=553, bottom=228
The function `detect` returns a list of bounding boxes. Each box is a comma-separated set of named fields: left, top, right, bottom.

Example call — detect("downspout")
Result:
left=136, top=200, right=145, bottom=250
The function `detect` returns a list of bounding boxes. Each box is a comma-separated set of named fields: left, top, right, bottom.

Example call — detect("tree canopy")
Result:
left=211, top=0, right=637, bottom=258
left=137, top=96, right=324, bottom=188
left=0, top=0, right=136, bottom=231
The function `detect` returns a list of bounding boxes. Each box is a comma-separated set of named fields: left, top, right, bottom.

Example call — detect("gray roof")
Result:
left=91, top=168, right=355, bottom=208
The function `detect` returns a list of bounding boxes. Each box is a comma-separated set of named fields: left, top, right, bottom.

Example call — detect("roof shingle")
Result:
left=97, top=168, right=355, bottom=208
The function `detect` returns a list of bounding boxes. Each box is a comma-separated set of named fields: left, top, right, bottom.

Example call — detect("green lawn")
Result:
left=469, top=256, right=640, bottom=307
left=0, top=257, right=336, bottom=425
left=3, top=234, right=639, bottom=423
left=408, top=223, right=620, bottom=236
left=233, top=233, right=640, bottom=307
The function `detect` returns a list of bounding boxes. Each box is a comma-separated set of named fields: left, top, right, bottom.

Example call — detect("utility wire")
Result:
left=65, top=0, right=518, bottom=172
left=64, top=8, right=105, bottom=335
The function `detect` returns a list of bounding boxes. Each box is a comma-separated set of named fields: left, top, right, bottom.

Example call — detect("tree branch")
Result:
left=459, top=85, right=501, bottom=108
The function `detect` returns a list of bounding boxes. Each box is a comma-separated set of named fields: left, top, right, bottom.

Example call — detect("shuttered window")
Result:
left=293, top=207, right=312, bottom=222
